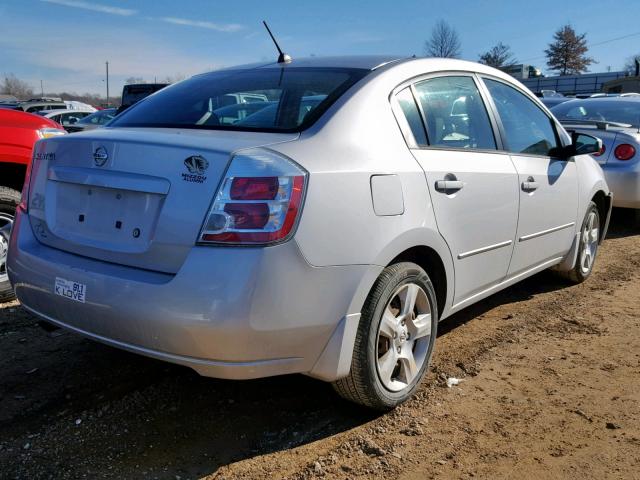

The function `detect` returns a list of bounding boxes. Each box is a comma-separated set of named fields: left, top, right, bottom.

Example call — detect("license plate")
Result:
left=54, top=277, right=86, bottom=303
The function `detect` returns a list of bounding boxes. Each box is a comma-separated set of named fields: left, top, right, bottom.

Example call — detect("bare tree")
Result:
left=161, top=73, right=187, bottom=84
left=125, top=77, right=146, bottom=85
left=479, top=42, right=517, bottom=68
left=424, top=20, right=461, bottom=58
left=55, top=91, right=121, bottom=107
left=623, top=54, right=640, bottom=75
left=545, top=25, right=594, bottom=75
left=0, top=73, right=34, bottom=99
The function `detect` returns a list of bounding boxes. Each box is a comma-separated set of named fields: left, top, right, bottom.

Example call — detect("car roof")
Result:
left=212, top=55, right=409, bottom=73
left=560, top=96, right=640, bottom=105
left=39, top=108, right=94, bottom=116
left=201, top=55, right=524, bottom=88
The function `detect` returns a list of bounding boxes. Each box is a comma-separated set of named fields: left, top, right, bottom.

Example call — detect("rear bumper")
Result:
left=604, top=168, right=640, bottom=209
left=8, top=208, right=379, bottom=380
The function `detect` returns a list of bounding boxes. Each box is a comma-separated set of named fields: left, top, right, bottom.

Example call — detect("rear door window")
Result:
left=484, top=79, right=559, bottom=156
left=413, top=76, right=497, bottom=150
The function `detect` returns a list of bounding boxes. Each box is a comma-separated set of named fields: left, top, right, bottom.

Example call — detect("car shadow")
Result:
left=437, top=269, right=571, bottom=337
left=0, top=302, right=380, bottom=479
left=439, top=211, right=637, bottom=335
left=604, top=208, right=639, bottom=239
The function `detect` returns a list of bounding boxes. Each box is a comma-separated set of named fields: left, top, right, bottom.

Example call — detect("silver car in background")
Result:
left=8, top=56, right=611, bottom=409
left=65, top=108, right=118, bottom=133
left=551, top=97, right=640, bottom=210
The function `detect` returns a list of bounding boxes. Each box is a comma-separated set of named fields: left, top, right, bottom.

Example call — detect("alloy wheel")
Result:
left=376, top=283, right=432, bottom=392
left=579, top=210, right=599, bottom=275
left=0, top=212, right=14, bottom=284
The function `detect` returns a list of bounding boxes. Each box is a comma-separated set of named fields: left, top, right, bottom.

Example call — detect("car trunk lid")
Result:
left=28, top=128, right=298, bottom=273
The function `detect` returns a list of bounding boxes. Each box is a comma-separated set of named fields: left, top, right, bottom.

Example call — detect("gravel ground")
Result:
left=1, top=209, right=639, bottom=480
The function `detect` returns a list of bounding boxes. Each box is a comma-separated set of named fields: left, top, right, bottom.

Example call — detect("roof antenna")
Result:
left=263, top=20, right=292, bottom=64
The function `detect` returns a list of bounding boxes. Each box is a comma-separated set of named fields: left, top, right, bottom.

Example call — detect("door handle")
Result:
left=435, top=174, right=464, bottom=193
left=521, top=176, right=539, bottom=192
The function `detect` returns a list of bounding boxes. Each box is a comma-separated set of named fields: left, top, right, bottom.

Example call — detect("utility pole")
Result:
left=40, top=80, right=44, bottom=97
left=105, top=61, right=110, bottom=106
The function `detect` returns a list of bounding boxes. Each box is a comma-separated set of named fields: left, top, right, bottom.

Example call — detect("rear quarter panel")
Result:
left=271, top=63, right=456, bottom=317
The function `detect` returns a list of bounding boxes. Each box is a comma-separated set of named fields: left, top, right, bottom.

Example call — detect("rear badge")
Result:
left=93, top=146, right=108, bottom=167
left=54, top=277, right=86, bottom=303
left=182, top=155, right=208, bottom=183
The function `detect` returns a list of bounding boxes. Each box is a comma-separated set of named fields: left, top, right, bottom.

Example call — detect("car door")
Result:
left=396, top=74, right=519, bottom=306
left=481, top=78, right=578, bottom=277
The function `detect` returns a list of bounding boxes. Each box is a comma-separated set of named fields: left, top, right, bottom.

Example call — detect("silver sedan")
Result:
left=8, top=56, right=611, bottom=409
left=552, top=97, right=640, bottom=210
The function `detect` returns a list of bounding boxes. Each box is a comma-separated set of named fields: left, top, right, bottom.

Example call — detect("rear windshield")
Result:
left=122, top=84, right=168, bottom=106
left=552, top=100, right=640, bottom=128
left=110, top=67, right=369, bottom=132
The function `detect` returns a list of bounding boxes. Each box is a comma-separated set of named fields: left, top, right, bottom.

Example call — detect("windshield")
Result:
left=552, top=100, right=640, bottom=127
left=110, top=67, right=369, bottom=132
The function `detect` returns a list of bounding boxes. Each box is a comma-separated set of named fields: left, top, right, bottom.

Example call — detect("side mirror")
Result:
left=554, top=132, right=603, bottom=159
left=572, top=132, right=603, bottom=156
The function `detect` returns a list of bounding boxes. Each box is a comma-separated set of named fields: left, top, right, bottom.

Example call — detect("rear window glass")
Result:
left=551, top=100, right=640, bottom=128
left=111, top=67, right=368, bottom=132
left=122, top=84, right=168, bottom=106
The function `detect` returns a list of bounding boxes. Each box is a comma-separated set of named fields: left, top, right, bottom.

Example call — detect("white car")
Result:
left=7, top=56, right=611, bottom=410
left=64, top=101, right=97, bottom=111
left=36, top=108, right=94, bottom=128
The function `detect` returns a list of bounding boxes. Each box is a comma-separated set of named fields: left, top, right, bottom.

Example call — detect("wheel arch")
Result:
left=591, top=189, right=612, bottom=243
left=348, top=227, right=455, bottom=321
left=0, top=162, right=27, bottom=193
left=388, top=245, right=448, bottom=320
left=310, top=231, right=454, bottom=383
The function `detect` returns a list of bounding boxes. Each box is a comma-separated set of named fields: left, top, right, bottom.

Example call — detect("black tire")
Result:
left=558, top=201, right=600, bottom=284
left=0, top=186, right=20, bottom=303
left=333, top=262, right=438, bottom=410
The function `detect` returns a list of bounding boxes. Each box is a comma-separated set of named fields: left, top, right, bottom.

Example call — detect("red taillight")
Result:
left=614, top=144, right=636, bottom=161
left=230, top=176, right=279, bottom=200
left=223, top=203, right=270, bottom=229
left=199, top=150, right=307, bottom=245
left=593, top=144, right=606, bottom=157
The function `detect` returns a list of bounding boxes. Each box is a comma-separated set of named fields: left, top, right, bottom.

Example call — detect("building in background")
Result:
left=603, top=59, right=640, bottom=94
left=500, top=64, right=543, bottom=80
left=519, top=71, right=629, bottom=96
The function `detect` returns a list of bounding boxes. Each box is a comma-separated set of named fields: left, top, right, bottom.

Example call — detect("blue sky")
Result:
left=1, top=0, right=639, bottom=96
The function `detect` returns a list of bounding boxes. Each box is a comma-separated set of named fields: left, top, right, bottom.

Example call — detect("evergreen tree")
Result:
left=545, top=25, right=594, bottom=75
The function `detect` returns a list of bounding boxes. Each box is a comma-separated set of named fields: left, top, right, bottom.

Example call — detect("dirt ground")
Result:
left=1, top=210, right=639, bottom=480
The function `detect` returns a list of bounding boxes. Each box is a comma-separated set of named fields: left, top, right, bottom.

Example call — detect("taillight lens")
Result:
left=614, top=144, right=636, bottom=161
left=592, top=144, right=606, bottom=157
left=199, top=149, right=307, bottom=245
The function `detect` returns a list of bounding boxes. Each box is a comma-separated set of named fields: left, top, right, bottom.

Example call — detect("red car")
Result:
left=0, top=109, right=66, bottom=301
